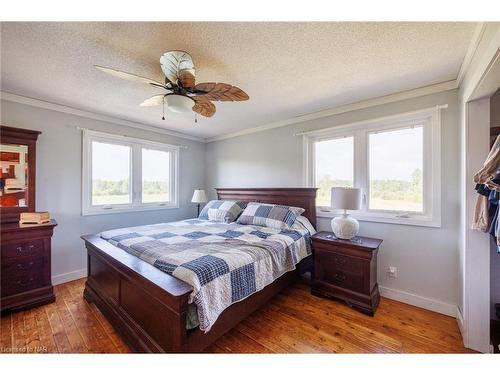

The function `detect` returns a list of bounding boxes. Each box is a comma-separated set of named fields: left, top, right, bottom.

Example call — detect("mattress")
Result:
left=99, top=218, right=313, bottom=331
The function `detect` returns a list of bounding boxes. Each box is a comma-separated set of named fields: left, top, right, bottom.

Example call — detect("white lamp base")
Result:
left=331, top=213, right=359, bottom=240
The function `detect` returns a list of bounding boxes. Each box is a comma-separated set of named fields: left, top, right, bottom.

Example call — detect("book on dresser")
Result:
left=20, top=211, right=51, bottom=225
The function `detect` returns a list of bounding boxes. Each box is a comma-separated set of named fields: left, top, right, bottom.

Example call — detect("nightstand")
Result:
left=311, top=231, right=382, bottom=316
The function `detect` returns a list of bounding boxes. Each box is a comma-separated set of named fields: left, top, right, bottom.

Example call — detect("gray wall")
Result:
left=1, top=99, right=205, bottom=282
left=206, top=89, right=460, bottom=308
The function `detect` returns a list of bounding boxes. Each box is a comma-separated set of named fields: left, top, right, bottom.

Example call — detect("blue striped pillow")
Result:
left=198, top=200, right=246, bottom=223
left=236, top=203, right=305, bottom=229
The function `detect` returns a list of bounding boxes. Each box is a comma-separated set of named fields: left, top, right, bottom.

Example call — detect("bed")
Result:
left=81, top=188, right=317, bottom=353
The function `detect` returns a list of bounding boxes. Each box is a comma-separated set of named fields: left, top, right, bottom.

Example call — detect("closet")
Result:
left=472, top=87, right=500, bottom=353
left=489, top=89, right=500, bottom=353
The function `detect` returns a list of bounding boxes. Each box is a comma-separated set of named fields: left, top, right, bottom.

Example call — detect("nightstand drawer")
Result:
left=313, top=247, right=364, bottom=274
left=1, top=274, right=45, bottom=297
left=315, top=266, right=364, bottom=292
left=2, top=239, right=44, bottom=260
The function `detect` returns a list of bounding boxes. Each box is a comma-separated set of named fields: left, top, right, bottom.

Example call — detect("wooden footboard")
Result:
left=82, top=235, right=192, bottom=353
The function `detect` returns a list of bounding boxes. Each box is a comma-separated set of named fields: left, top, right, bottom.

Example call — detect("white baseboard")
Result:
left=456, top=307, right=466, bottom=339
left=379, top=285, right=457, bottom=317
left=52, top=268, right=87, bottom=286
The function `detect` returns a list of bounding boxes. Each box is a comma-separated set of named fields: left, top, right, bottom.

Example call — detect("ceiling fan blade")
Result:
left=95, top=65, right=167, bottom=89
left=192, top=96, right=216, bottom=117
left=160, top=51, right=196, bottom=86
left=140, top=94, right=166, bottom=107
left=193, top=82, right=249, bottom=102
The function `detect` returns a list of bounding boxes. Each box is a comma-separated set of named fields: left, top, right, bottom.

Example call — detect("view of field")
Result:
left=316, top=167, right=423, bottom=212
left=92, top=179, right=168, bottom=205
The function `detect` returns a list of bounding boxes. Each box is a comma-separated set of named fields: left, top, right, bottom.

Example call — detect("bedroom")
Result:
left=1, top=0, right=500, bottom=372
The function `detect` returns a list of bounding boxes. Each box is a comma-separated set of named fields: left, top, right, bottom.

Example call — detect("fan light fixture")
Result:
left=165, top=94, right=195, bottom=113
left=95, top=50, right=249, bottom=123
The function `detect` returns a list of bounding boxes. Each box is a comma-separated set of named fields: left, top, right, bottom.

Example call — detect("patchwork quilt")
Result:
left=99, top=219, right=312, bottom=332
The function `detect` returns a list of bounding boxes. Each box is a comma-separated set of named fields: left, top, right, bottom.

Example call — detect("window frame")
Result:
left=303, top=106, right=442, bottom=227
left=82, top=129, right=179, bottom=216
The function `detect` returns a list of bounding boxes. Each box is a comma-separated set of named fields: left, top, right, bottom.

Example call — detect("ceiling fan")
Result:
left=95, top=50, right=249, bottom=122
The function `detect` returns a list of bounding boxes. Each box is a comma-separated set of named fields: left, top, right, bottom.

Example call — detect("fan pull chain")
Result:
left=162, top=101, right=165, bottom=120
left=195, top=113, right=198, bottom=124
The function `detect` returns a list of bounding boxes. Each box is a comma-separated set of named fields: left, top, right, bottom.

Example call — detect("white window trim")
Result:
left=82, top=129, right=179, bottom=216
left=303, top=106, right=443, bottom=228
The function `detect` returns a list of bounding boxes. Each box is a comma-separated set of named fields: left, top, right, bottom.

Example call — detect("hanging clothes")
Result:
left=474, top=135, right=500, bottom=191
left=488, top=177, right=500, bottom=253
left=472, top=192, right=490, bottom=232
left=472, top=135, right=500, bottom=253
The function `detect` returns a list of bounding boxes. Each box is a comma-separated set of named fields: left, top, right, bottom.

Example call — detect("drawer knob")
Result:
left=16, top=277, right=34, bottom=286
left=334, top=257, right=347, bottom=266
left=17, top=245, right=34, bottom=254
left=334, top=273, right=346, bottom=282
left=16, top=261, right=34, bottom=271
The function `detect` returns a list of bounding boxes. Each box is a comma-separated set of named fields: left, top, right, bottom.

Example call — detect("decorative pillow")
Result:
left=236, top=202, right=305, bottom=229
left=198, top=200, right=245, bottom=223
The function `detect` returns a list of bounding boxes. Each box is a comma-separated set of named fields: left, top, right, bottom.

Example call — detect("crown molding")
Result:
left=206, top=79, right=458, bottom=143
left=457, top=22, right=486, bottom=86
left=0, top=91, right=206, bottom=143
left=1, top=78, right=459, bottom=145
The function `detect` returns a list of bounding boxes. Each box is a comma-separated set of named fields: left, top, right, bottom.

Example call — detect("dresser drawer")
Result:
left=313, top=247, right=364, bottom=274
left=1, top=274, right=45, bottom=297
left=2, top=239, right=44, bottom=260
left=2, top=257, right=45, bottom=276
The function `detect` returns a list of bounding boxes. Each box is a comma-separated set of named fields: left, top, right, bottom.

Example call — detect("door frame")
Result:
left=461, top=31, right=500, bottom=352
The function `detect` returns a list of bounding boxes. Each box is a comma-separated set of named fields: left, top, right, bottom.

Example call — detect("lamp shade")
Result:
left=166, top=94, right=195, bottom=113
left=191, top=189, right=207, bottom=203
left=331, top=187, right=361, bottom=210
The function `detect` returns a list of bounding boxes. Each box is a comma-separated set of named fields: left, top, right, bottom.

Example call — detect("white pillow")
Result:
left=291, top=216, right=317, bottom=235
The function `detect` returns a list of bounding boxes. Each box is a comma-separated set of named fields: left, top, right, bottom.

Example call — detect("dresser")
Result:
left=311, top=231, right=382, bottom=316
left=1, top=220, right=57, bottom=312
left=1, top=125, right=56, bottom=312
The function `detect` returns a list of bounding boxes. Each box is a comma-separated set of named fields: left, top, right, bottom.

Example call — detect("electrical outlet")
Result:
left=387, top=266, right=398, bottom=279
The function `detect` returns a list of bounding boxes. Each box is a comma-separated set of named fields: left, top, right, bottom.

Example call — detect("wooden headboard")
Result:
left=216, top=188, right=318, bottom=229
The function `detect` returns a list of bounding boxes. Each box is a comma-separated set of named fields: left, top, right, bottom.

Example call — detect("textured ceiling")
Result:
left=1, top=22, right=476, bottom=139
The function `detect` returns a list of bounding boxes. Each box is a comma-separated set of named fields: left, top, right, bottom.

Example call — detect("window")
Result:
left=304, top=106, right=442, bottom=227
left=91, top=141, right=131, bottom=206
left=142, top=148, right=171, bottom=204
left=82, top=130, right=179, bottom=215
left=314, top=136, right=354, bottom=206
left=368, top=126, right=423, bottom=212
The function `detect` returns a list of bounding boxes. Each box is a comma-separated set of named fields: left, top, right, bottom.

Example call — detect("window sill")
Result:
left=82, top=203, right=179, bottom=216
left=316, top=209, right=441, bottom=228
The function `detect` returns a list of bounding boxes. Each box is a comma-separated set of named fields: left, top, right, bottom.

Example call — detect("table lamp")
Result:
left=191, top=189, right=207, bottom=216
left=331, top=187, right=362, bottom=240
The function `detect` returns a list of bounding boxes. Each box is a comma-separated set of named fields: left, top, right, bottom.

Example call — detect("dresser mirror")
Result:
left=0, top=143, right=29, bottom=208
left=0, top=126, right=41, bottom=223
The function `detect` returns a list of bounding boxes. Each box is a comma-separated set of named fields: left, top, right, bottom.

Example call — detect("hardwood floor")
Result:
left=0, top=278, right=474, bottom=353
